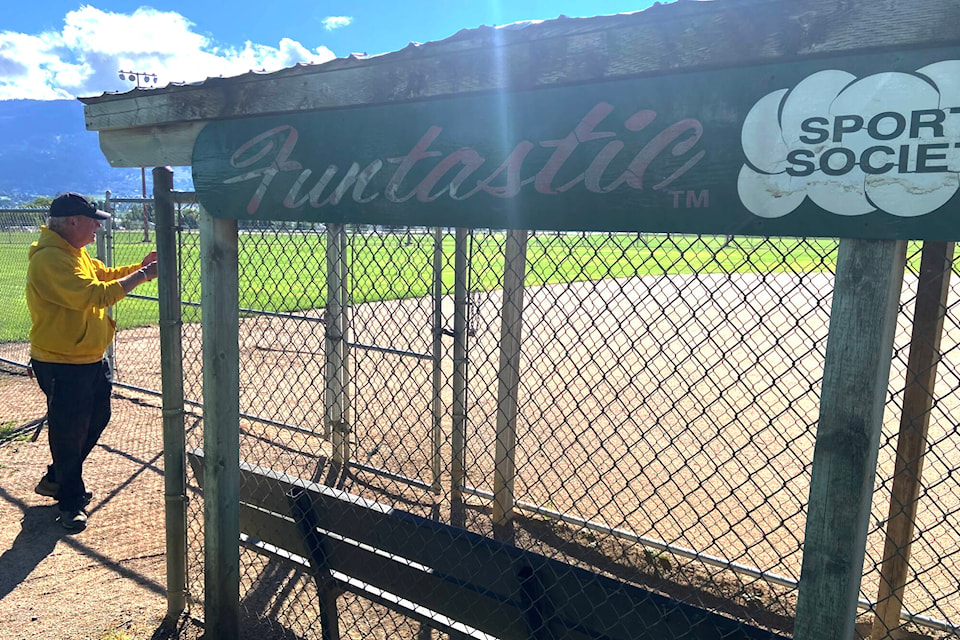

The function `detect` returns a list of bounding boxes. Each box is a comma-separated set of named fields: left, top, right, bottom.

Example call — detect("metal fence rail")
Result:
left=2, top=196, right=958, bottom=639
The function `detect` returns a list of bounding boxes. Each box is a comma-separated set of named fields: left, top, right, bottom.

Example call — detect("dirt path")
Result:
left=0, top=368, right=200, bottom=640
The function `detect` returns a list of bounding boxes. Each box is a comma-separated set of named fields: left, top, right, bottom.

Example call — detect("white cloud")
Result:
left=0, top=6, right=337, bottom=101
left=322, top=16, right=353, bottom=31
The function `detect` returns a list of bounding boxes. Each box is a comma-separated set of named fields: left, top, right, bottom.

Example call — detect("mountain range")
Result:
left=0, top=99, right=193, bottom=206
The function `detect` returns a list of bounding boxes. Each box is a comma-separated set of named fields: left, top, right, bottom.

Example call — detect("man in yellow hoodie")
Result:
left=26, top=193, right=158, bottom=532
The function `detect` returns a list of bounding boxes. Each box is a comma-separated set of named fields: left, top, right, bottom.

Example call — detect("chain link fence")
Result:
left=0, top=207, right=47, bottom=366
left=2, top=197, right=958, bottom=638
left=188, top=222, right=959, bottom=639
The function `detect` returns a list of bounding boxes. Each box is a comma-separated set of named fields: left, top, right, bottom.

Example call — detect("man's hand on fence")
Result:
left=120, top=256, right=158, bottom=292
left=140, top=261, right=158, bottom=282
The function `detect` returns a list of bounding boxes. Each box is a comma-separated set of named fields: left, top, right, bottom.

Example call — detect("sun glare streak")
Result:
left=491, top=24, right=524, bottom=228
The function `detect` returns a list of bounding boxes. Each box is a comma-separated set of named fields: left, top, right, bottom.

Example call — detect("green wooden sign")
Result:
left=193, top=46, right=960, bottom=239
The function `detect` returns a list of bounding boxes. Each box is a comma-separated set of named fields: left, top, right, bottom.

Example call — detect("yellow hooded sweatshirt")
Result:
left=26, top=226, right=141, bottom=364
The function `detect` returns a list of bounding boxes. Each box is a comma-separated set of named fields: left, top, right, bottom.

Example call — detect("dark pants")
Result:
left=31, top=358, right=112, bottom=512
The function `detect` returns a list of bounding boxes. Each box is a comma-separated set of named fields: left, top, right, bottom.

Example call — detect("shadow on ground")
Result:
left=0, top=495, right=61, bottom=601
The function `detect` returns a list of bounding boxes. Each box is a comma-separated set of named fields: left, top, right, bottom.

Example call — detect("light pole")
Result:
left=118, top=70, right=158, bottom=241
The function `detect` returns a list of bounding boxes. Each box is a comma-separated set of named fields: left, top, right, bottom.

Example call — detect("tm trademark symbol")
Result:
left=669, top=189, right=709, bottom=209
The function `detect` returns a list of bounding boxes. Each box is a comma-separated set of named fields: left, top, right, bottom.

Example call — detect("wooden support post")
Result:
left=451, top=228, right=469, bottom=521
left=872, top=241, right=954, bottom=639
left=199, top=208, right=240, bottom=640
left=154, top=167, right=188, bottom=618
left=795, top=239, right=907, bottom=640
left=492, top=229, right=528, bottom=527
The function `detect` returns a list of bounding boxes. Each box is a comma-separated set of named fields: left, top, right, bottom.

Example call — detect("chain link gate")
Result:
left=345, top=226, right=447, bottom=496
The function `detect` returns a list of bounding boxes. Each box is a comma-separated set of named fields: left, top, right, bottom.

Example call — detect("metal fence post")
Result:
left=431, top=227, right=444, bottom=496
left=325, top=223, right=349, bottom=463
left=100, top=191, right=116, bottom=373
left=154, top=167, right=188, bottom=619
left=451, top=228, right=469, bottom=521
left=340, top=227, right=352, bottom=465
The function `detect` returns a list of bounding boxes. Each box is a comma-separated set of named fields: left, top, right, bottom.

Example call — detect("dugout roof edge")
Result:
left=78, top=0, right=960, bottom=169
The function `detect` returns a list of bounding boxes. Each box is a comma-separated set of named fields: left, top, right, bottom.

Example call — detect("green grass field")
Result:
left=1, top=230, right=845, bottom=343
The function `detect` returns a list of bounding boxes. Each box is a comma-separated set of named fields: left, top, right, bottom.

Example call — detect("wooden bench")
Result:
left=188, top=449, right=787, bottom=640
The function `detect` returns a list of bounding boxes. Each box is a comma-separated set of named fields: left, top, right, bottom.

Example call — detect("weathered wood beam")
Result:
left=155, top=167, right=188, bottom=619
left=872, top=241, right=954, bottom=637
left=97, top=122, right=204, bottom=168
left=492, top=229, right=529, bottom=527
left=794, top=238, right=907, bottom=640
left=199, top=209, right=240, bottom=640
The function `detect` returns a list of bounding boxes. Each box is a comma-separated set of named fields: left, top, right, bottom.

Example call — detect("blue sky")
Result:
left=1, top=1, right=658, bottom=101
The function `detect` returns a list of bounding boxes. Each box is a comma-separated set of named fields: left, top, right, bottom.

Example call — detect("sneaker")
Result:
left=60, top=509, right=88, bottom=532
left=35, top=476, right=59, bottom=498
left=35, top=477, right=92, bottom=507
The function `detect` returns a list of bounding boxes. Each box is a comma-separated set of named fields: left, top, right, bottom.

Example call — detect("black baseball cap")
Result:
left=49, top=193, right=111, bottom=220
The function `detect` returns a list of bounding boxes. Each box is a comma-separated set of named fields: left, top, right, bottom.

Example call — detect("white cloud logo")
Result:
left=739, top=61, right=960, bottom=219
